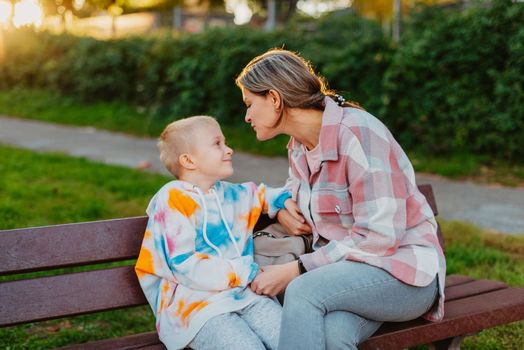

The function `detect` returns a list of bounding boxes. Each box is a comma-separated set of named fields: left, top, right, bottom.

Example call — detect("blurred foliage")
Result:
left=1, top=0, right=522, bottom=160
left=381, top=0, right=524, bottom=160
left=294, top=11, right=394, bottom=115
left=1, top=11, right=388, bottom=126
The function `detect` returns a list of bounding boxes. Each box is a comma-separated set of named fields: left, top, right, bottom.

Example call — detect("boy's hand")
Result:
left=283, top=199, right=304, bottom=222
left=250, top=262, right=300, bottom=296
left=278, top=200, right=312, bottom=235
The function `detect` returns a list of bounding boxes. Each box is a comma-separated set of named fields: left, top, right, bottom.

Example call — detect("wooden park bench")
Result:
left=1, top=185, right=523, bottom=349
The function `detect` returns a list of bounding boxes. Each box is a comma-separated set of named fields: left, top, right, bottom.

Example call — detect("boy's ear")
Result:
left=178, top=153, right=197, bottom=170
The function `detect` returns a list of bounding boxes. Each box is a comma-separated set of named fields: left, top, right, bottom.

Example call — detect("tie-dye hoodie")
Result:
left=135, top=180, right=290, bottom=349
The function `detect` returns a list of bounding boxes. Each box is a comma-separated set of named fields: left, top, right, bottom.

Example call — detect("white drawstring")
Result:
left=211, top=188, right=242, bottom=257
left=194, top=187, right=222, bottom=258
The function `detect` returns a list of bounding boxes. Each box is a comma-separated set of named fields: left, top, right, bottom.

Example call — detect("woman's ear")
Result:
left=267, top=89, right=282, bottom=110
left=179, top=153, right=197, bottom=170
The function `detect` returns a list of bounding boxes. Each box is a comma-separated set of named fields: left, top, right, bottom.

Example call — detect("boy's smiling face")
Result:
left=190, top=123, right=234, bottom=183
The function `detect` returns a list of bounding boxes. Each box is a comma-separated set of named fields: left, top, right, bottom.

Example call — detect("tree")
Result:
left=41, top=0, right=76, bottom=30
left=7, top=0, right=18, bottom=29
left=85, top=0, right=124, bottom=36
left=249, top=0, right=299, bottom=29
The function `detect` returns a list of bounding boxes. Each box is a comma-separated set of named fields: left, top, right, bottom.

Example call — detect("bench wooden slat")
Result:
left=57, top=331, right=163, bottom=350
left=0, top=266, right=147, bottom=327
left=136, top=345, right=167, bottom=350
left=445, top=279, right=507, bottom=301
left=0, top=217, right=148, bottom=275
left=360, top=287, right=524, bottom=349
left=418, top=183, right=438, bottom=216
left=445, top=274, right=475, bottom=287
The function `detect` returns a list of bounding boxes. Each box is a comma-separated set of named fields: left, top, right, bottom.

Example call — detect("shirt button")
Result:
left=335, top=205, right=341, bottom=214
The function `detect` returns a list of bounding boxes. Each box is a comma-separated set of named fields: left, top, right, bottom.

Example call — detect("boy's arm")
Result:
left=246, top=182, right=291, bottom=218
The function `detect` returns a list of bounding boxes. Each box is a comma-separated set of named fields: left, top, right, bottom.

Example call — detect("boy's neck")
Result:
left=178, top=173, right=216, bottom=193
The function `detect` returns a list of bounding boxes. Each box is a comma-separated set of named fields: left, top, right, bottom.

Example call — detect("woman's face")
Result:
left=241, top=88, right=281, bottom=141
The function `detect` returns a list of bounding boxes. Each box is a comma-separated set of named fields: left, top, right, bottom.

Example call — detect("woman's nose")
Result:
left=244, top=113, right=251, bottom=123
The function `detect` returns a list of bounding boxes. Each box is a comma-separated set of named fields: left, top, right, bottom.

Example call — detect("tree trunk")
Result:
left=173, top=5, right=183, bottom=30
left=0, top=27, right=5, bottom=63
left=282, top=0, right=298, bottom=23
left=8, top=0, right=16, bottom=29
left=393, top=0, right=401, bottom=42
left=111, top=15, right=117, bottom=37
left=265, top=0, right=276, bottom=31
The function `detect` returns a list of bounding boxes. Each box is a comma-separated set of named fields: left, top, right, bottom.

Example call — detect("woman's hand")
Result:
left=278, top=200, right=312, bottom=235
left=250, top=262, right=300, bottom=296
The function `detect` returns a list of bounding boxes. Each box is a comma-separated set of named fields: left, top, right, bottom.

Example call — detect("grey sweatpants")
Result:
left=189, top=297, right=282, bottom=350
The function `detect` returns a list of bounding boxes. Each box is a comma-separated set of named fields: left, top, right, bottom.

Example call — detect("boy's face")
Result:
left=190, top=123, right=234, bottom=182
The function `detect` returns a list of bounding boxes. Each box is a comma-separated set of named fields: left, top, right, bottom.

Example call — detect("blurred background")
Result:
left=0, top=0, right=463, bottom=38
left=0, top=1, right=523, bottom=348
left=1, top=0, right=522, bottom=170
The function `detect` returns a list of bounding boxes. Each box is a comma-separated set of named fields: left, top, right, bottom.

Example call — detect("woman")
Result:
left=235, top=49, right=446, bottom=350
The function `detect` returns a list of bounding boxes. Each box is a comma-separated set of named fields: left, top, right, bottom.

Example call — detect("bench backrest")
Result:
left=0, top=184, right=440, bottom=327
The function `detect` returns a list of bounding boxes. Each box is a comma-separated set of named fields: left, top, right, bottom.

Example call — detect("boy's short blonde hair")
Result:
left=158, top=115, right=219, bottom=177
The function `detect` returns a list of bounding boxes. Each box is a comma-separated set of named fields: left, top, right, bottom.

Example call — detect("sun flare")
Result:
left=0, top=0, right=43, bottom=28
left=0, top=0, right=12, bottom=26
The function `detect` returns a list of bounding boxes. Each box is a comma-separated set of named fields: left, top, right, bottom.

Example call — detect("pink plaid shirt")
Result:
left=289, top=97, right=446, bottom=321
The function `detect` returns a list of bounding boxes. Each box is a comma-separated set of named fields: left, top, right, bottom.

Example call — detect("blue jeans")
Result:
left=278, top=261, right=438, bottom=350
left=190, top=297, right=282, bottom=350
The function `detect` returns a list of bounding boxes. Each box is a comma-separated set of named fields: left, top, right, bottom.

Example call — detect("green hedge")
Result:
left=382, top=0, right=524, bottom=160
left=0, top=13, right=391, bottom=125
left=1, top=0, right=522, bottom=160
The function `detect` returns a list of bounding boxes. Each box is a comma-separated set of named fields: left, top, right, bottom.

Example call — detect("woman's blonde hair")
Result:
left=235, top=48, right=360, bottom=124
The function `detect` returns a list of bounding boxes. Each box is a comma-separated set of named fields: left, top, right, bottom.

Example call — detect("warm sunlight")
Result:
left=225, top=0, right=253, bottom=25
left=13, top=0, right=43, bottom=28
left=0, top=0, right=11, bottom=26
left=297, top=0, right=353, bottom=18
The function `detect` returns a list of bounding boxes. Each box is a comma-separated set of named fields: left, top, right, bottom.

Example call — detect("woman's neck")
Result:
left=282, top=108, right=323, bottom=150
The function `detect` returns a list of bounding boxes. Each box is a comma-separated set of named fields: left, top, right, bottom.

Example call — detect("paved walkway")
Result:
left=1, top=115, right=523, bottom=234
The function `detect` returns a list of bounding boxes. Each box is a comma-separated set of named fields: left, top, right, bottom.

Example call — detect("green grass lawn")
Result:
left=0, top=145, right=522, bottom=349
left=0, top=145, right=166, bottom=349
left=1, top=87, right=523, bottom=186
left=0, top=144, right=169, bottom=230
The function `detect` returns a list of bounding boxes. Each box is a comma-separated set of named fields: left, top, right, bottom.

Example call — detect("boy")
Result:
left=135, top=116, right=291, bottom=350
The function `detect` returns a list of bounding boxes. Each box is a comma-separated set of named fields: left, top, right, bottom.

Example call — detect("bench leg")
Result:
left=429, top=335, right=467, bottom=350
